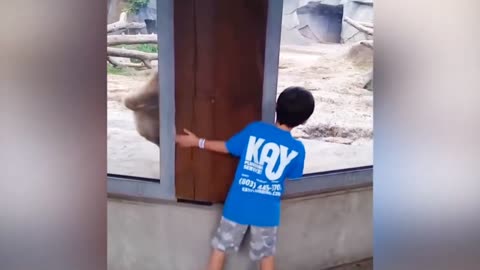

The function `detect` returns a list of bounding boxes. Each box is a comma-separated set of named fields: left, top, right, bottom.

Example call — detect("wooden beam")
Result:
left=107, top=12, right=146, bottom=33
left=107, top=34, right=157, bottom=46
left=344, top=17, right=374, bottom=35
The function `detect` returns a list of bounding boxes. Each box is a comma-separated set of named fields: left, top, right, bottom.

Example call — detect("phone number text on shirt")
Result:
left=238, top=178, right=282, bottom=197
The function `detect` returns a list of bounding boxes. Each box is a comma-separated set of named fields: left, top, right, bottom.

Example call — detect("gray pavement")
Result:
left=324, top=259, right=373, bottom=270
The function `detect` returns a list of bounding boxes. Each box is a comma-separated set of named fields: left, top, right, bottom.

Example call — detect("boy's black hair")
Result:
left=276, top=86, right=315, bottom=128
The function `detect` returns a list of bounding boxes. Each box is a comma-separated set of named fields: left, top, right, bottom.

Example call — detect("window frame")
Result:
left=107, top=0, right=176, bottom=200
left=107, top=0, right=372, bottom=201
left=262, top=0, right=372, bottom=198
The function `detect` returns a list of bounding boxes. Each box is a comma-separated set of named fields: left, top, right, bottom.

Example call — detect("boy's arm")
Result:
left=175, top=129, right=228, bottom=154
left=176, top=123, right=252, bottom=156
left=204, top=140, right=228, bottom=154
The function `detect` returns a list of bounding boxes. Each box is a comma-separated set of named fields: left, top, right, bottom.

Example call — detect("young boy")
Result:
left=175, top=86, right=315, bottom=270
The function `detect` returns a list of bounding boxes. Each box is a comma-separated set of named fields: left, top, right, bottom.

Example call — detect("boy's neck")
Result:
left=275, top=122, right=292, bottom=132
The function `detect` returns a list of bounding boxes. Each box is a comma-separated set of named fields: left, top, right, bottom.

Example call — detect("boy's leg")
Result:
left=259, top=256, right=275, bottom=270
left=207, top=249, right=226, bottom=270
left=249, top=226, right=278, bottom=270
left=208, top=217, right=248, bottom=270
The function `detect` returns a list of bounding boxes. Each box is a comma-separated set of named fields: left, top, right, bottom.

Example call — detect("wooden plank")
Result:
left=174, top=0, right=196, bottom=199
left=191, top=0, right=217, bottom=201
left=191, top=97, right=215, bottom=200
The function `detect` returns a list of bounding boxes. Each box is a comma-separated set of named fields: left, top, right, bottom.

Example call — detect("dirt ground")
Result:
left=107, top=43, right=373, bottom=178
left=107, top=71, right=160, bottom=178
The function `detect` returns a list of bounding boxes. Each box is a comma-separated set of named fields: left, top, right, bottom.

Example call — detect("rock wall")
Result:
left=341, top=0, right=373, bottom=43
left=107, top=0, right=129, bottom=24
left=128, top=0, right=157, bottom=34
left=108, top=0, right=372, bottom=44
left=107, top=0, right=157, bottom=34
left=297, top=2, right=344, bottom=43
left=282, top=0, right=373, bottom=44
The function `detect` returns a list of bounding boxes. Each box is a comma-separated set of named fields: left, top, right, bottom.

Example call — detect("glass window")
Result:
left=279, top=1, right=373, bottom=174
left=107, top=0, right=160, bottom=179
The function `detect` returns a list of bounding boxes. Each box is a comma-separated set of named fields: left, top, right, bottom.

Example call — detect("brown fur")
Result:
left=123, top=70, right=160, bottom=146
left=123, top=39, right=264, bottom=147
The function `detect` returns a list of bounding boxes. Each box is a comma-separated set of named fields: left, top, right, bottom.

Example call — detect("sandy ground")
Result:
left=108, top=72, right=160, bottom=179
left=280, top=43, right=373, bottom=173
left=107, top=43, right=373, bottom=178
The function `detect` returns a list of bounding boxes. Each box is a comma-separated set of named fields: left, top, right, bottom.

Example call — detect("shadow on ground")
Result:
left=325, top=259, right=373, bottom=270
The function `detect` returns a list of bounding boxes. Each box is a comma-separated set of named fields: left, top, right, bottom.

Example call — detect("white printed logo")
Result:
left=243, top=136, right=298, bottom=181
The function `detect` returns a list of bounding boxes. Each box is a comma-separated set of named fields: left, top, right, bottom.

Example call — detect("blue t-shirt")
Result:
left=222, top=121, right=305, bottom=227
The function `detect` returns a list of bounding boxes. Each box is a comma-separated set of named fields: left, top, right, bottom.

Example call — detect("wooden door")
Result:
left=174, top=0, right=268, bottom=203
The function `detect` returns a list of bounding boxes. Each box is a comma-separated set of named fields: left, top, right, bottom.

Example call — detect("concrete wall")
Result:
left=108, top=187, right=372, bottom=270
left=341, top=1, right=374, bottom=43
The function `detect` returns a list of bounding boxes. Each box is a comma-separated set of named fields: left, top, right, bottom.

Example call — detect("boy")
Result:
left=175, top=86, right=315, bottom=270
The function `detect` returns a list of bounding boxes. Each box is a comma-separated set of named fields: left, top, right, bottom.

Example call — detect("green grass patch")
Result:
left=136, top=44, right=158, bottom=53
left=125, top=0, right=150, bottom=14
left=107, top=64, right=129, bottom=75
left=114, top=44, right=158, bottom=53
left=108, top=44, right=157, bottom=75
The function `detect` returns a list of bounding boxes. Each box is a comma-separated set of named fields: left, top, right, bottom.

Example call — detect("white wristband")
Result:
left=198, top=138, right=206, bottom=149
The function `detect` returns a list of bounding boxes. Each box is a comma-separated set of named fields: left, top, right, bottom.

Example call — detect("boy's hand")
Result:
left=175, top=128, right=200, bottom=148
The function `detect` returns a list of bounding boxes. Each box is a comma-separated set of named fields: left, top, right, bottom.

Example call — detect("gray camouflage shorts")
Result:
left=211, top=216, right=278, bottom=261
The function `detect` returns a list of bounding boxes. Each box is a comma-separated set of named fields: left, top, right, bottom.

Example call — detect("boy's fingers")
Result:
left=183, top=128, right=193, bottom=135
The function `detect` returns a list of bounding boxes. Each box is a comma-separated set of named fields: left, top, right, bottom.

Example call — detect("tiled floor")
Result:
left=325, top=259, right=373, bottom=270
